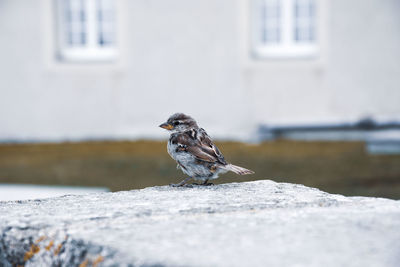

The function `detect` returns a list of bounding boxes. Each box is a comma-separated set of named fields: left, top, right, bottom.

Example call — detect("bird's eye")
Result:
left=173, top=121, right=180, bottom=126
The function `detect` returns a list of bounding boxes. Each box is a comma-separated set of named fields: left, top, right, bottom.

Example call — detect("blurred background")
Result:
left=0, top=0, right=399, bottom=200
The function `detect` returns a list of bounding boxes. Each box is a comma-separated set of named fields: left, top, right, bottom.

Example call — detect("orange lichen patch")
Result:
left=93, top=255, right=104, bottom=267
left=54, top=243, right=63, bottom=255
left=24, top=244, right=40, bottom=261
left=35, top=236, right=46, bottom=244
left=79, top=259, right=89, bottom=267
left=45, top=240, right=54, bottom=251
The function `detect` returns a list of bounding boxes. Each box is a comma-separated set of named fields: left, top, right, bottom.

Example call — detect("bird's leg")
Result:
left=201, top=179, right=214, bottom=186
left=170, top=177, right=192, bottom=187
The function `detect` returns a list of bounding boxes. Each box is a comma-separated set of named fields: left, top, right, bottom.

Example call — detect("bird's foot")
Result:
left=169, top=177, right=193, bottom=187
left=169, top=183, right=193, bottom=188
left=191, top=182, right=214, bottom=186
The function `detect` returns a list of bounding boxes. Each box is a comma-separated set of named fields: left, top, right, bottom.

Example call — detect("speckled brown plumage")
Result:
left=160, top=113, right=254, bottom=187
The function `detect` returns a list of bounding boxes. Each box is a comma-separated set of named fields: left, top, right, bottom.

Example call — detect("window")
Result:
left=56, top=0, right=117, bottom=62
left=252, top=0, right=317, bottom=58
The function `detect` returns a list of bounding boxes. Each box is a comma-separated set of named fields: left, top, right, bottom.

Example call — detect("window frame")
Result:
left=252, top=0, right=318, bottom=59
left=56, top=0, right=117, bottom=62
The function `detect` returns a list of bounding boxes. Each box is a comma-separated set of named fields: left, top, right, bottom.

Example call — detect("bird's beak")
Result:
left=159, top=122, right=173, bottom=130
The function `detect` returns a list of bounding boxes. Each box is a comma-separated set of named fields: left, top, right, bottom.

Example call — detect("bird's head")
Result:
left=159, top=113, right=198, bottom=133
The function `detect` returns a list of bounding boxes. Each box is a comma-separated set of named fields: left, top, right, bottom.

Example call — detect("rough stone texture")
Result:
left=0, top=180, right=400, bottom=267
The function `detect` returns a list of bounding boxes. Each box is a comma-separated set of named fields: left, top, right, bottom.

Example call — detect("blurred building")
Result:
left=0, top=0, right=399, bottom=142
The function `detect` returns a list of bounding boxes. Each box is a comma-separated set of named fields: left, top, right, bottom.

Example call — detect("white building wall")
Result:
left=325, top=0, right=400, bottom=123
left=244, top=0, right=400, bottom=126
left=0, top=0, right=399, bottom=141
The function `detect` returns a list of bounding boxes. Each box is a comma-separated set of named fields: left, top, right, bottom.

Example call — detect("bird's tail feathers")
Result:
left=221, top=164, right=254, bottom=175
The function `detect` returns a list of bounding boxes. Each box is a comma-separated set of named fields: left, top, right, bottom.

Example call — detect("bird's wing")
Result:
left=176, top=128, right=227, bottom=164
left=186, top=146, right=219, bottom=162
left=197, top=128, right=227, bottom=164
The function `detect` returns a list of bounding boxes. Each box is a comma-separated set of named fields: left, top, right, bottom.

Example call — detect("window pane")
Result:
left=294, top=0, right=315, bottom=43
left=97, top=0, right=115, bottom=46
left=261, top=0, right=281, bottom=44
left=65, top=0, right=86, bottom=46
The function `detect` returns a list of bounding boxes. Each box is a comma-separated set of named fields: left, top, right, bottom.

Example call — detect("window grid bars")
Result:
left=254, top=0, right=317, bottom=58
left=58, top=0, right=117, bottom=61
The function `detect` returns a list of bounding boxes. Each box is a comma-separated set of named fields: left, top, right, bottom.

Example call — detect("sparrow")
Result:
left=159, top=113, right=254, bottom=187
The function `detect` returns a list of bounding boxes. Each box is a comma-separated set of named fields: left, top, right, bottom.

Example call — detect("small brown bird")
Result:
left=159, top=113, right=254, bottom=186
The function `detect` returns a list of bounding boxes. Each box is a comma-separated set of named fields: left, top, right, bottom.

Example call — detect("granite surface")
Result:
left=1, top=180, right=399, bottom=267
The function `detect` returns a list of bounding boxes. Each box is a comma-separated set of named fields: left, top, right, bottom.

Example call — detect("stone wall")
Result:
left=1, top=180, right=400, bottom=266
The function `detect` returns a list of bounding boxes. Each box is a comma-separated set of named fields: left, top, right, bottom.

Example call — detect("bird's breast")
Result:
left=167, top=139, right=175, bottom=158
left=167, top=139, right=195, bottom=164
